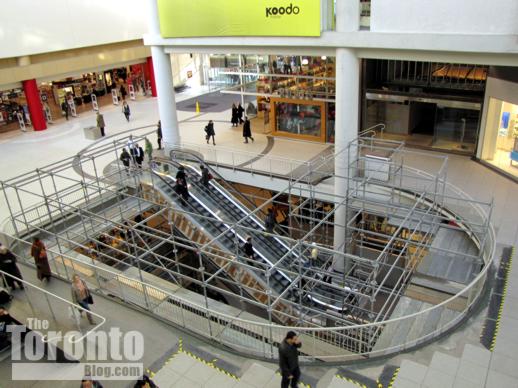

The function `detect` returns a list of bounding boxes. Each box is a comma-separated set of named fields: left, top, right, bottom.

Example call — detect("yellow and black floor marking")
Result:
left=376, top=365, right=399, bottom=388
left=273, top=370, right=312, bottom=388
left=336, top=366, right=379, bottom=388
left=480, top=246, right=514, bottom=351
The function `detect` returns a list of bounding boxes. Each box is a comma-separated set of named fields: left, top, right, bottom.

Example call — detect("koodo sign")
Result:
left=157, top=0, right=321, bottom=37
left=265, top=3, right=300, bottom=17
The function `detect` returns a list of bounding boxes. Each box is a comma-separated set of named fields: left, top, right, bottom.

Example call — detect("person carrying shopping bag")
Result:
left=71, top=274, right=95, bottom=324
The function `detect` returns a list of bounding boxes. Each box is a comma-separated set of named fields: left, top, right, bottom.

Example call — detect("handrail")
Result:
left=0, top=269, right=106, bottom=343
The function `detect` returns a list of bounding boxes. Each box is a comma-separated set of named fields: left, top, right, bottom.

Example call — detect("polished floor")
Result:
left=0, top=90, right=517, bottom=387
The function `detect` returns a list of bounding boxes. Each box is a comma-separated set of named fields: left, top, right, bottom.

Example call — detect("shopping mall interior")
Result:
left=0, top=1, right=517, bottom=388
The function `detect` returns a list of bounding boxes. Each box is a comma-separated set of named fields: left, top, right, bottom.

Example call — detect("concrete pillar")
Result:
left=147, top=0, right=180, bottom=147
left=22, top=79, right=47, bottom=131
left=332, top=0, right=361, bottom=273
left=146, top=56, right=158, bottom=97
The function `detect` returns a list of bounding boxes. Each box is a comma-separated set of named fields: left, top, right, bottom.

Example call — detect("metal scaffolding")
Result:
left=0, top=131, right=494, bottom=358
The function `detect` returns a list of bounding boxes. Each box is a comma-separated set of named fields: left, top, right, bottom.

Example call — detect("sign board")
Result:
left=128, top=85, right=136, bottom=100
left=157, top=0, right=321, bottom=37
left=17, top=112, right=26, bottom=132
left=67, top=98, right=77, bottom=117
left=187, top=71, right=193, bottom=79
left=43, top=103, right=53, bottom=123
left=111, top=89, right=119, bottom=105
left=91, top=94, right=99, bottom=111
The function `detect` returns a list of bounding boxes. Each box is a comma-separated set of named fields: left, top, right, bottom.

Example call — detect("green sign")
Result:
left=157, top=0, right=321, bottom=37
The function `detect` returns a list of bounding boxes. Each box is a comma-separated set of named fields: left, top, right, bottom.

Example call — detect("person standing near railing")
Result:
left=175, top=165, right=189, bottom=206
left=156, top=120, right=163, bottom=150
left=71, top=274, right=95, bottom=325
left=279, top=331, right=302, bottom=388
left=0, top=245, right=24, bottom=290
left=30, top=237, right=51, bottom=282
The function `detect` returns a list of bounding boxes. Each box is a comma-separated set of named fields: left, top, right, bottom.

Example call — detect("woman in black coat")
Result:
left=231, top=104, right=239, bottom=127
left=237, top=103, right=245, bottom=124
left=242, top=117, right=254, bottom=143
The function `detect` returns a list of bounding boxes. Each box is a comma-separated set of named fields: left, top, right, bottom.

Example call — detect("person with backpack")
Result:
left=122, top=101, right=131, bottom=122
left=199, top=165, right=212, bottom=187
left=204, top=120, right=215, bottom=145
left=119, top=148, right=131, bottom=174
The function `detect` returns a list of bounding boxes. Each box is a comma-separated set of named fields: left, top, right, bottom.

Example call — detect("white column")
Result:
left=332, top=0, right=361, bottom=273
left=147, top=0, right=180, bottom=147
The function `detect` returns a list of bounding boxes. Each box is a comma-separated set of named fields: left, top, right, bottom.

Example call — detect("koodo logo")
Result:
left=265, top=3, right=300, bottom=17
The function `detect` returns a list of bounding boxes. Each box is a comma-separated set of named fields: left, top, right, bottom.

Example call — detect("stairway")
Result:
left=372, top=296, right=461, bottom=355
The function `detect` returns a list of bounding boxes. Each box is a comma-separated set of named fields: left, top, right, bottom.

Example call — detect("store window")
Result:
left=0, top=89, right=27, bottom=131
left=272, top=99, right=325, bottom=141
left=481, top=98, right=518, bottom=178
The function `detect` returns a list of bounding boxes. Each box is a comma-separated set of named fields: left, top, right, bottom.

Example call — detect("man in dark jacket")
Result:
left=204, top=120, right=215, bottom=145
left=175, top=166, right=189, bottom=205
left=0, top=245, right=24, bottom=290
left=279, top=331, right=302, bottom=388
left=199, top=165, right=211, bottom=187
left=265, top=208, right=276, bottom=233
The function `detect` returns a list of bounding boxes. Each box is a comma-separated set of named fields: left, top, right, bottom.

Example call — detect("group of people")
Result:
left=119, top=135, right=154, bottom=174
left=230, top=103, right=254, bottom=143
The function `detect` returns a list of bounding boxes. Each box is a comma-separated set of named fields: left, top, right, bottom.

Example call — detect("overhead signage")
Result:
left=157, top=0, right=321, bottom=37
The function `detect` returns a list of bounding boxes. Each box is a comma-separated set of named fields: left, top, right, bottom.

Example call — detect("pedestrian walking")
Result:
left=265, top=208, right=276, bottom=233
left=243, top=117, right=254, bottom=143
left=120, top=148, right=131, bottom=174
left=175, top=166, right=189, bottom=205
left=96, top=112, right=105, bottom=137
left=71, top=274, right=95, bottom=325
left=242, top=236, right=255, bottom=261
left=0, top=245, right=24, bottom=290
left=199, top=165, right=211, bottom=187
left=279, top=331, right=302, bottom=388
left=30, top=237, right=52, bottom=282
left=156, top=120, right=163, bottom=150
left=136, top=144, right=144, bottom=168
left=61, top=100, right=69, bottom=121
left=122, top=101, right=131, bottom=122
left=237, top=103, right=245, bottom=124
left=120, top=84, right=127, bottom=101
left=231, top=103, right=239, bottom=127
left=204, top=120, right=216, bottom=145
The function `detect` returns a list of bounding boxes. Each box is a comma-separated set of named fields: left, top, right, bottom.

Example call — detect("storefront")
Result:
left=0, top=88, right=27, bottom=132
left=477, top=67, right=518, bottom=180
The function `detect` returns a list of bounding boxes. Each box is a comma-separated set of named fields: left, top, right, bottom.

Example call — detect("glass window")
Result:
left=481, top=98, right=518, bottom=178
left=274, top=101, right=322, bottom=138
